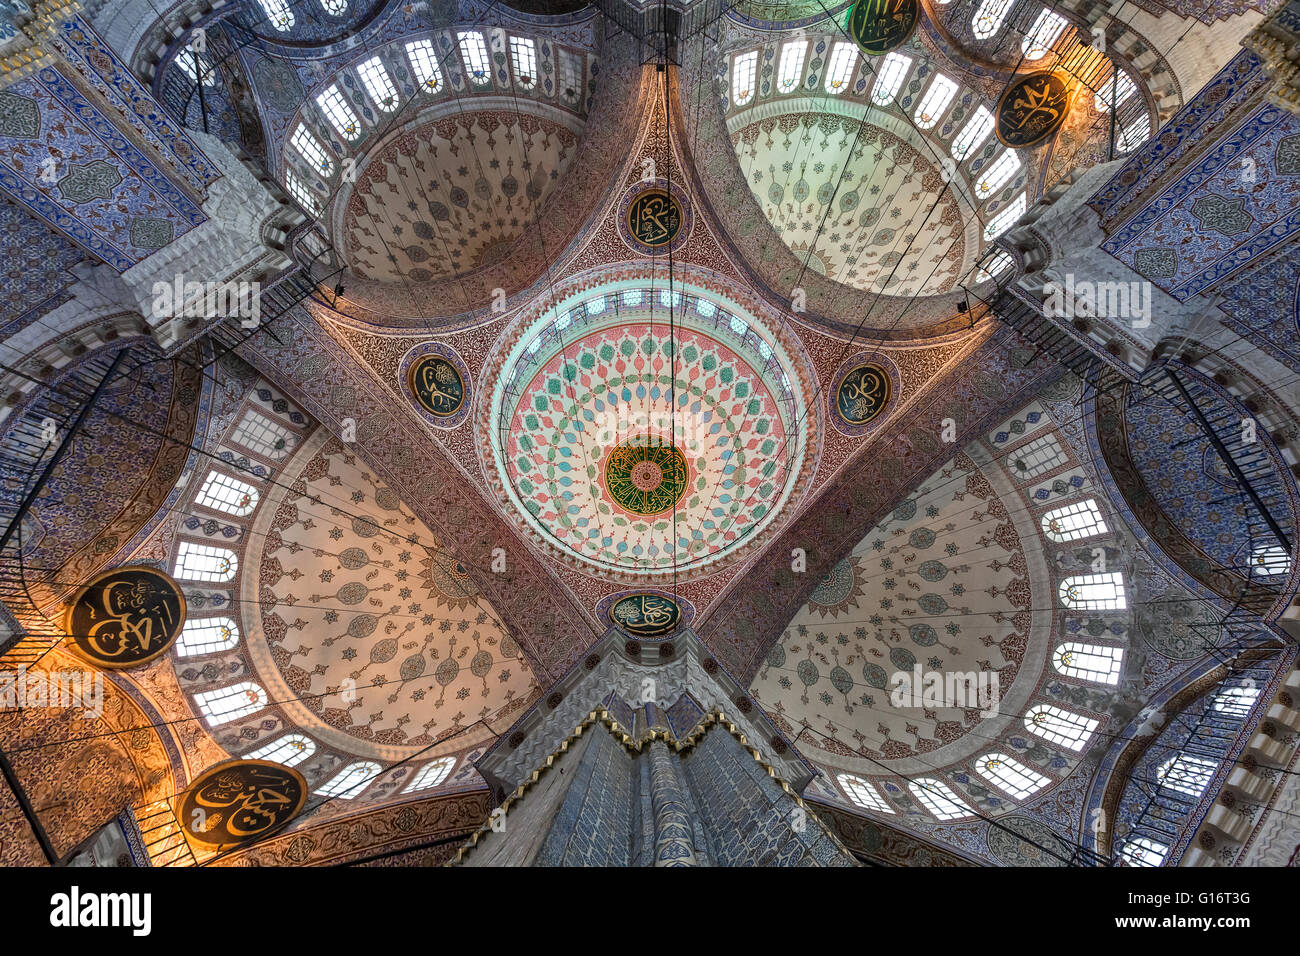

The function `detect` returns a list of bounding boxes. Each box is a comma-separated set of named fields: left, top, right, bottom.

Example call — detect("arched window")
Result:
left=458, top=31, right=491, bottom=85
left=971, top=0, right=1014, bottom=39
left=405, top=757, right=457, bottom=792
left=870, top=52, right=911, bottom=105
left=975, top=150, right=1022, bottom=199
left=290, top=125, right=334, bottom=176
left=914, top=73, right=958, bottom=129
left=983, top=193, right=1026, bottom=240
left=317, top=85, right=361, bottom=140
left=174, top=541, right=238, bottom=582
left=406, top=39, right=443, bottom=92
left=510, top=36, right=538, bottom=89
left=1041, top=498, right=1108, bottom=542
left=195, top=470, right=259, bottom=516
left=358, top=56, right=398, bottom=111
left=176, top=617, right=239, bottom=657
left=952, top=106, right=994, bottom=160
left=284, top=170, right=319, bottom=215
left=1118, top=836, right=1167, bottom=867
left=1008, top=432, right=1066, bottom=479
left=1212, top=684, right=1260, bottom=719
left=838, top=773, right=894, bottom=813
left=1094, top=69, right=1137, bottom=112
left=776, top=41, right=807, bottom=93
left=1022, top=8, right=1069, bottom=60
left=318, top=0, right=346, bottom=14
left=176, top=43, right=217, bottom=87
left=558, top=49, right=582, bottom=105
left=233, top=409, right=295, bottom=459
left=1117, top=114, right=1151, bottom=152
left=1053, top=641, right=1123, bottom=685
left=973, top=248, right=1014, bottom=284
left=255, top=0, right=294, bottom=31
left=1250, top=545, right=1290, bottom=578
left=1024, top=704, right=1097, bottom=751
left=315, top=761, right=382, bottom=798
left=1156, top=753, right=1217, bottom=797
left=824, top=42, right=857, bottom=95
left=910, top=778, right=975, bottom=820
left=732, top=50, right=757, bottom=105
left=246, top=734, right=315, bottom=767
left=974, top=753, right=1050, bottom=798
left=195, top=681, right=266, bottom=727
left=1059, top=572, right=1126, bottom=611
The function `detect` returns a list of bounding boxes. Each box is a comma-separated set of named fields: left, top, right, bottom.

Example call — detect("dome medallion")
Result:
left=479, top=272, right=820, bottom=582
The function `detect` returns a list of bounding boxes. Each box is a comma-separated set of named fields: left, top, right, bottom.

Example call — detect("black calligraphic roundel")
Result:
left=179, top=760, right=308, bottom=848
left=408, top=354, right=466, bottom=417
left=64, top=565, right=186, bottom=669
left=626, top=189, right=683, bottom=248
left=610, top=593, right=682, bottom=636
left=835, top=364, right=891, bottom=426
left=996, top=71, right=1073, bottom=148
left=847, top=0, right=919, bottom=57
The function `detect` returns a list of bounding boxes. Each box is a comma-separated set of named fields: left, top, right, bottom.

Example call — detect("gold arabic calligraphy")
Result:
left=181, top=762, right=306, bottom=846
left=66, top=567, right=184, bottom=668
left=627, top=190, right=682, bottom=247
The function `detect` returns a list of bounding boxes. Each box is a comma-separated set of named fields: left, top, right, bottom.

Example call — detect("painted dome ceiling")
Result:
left=751, top=395, right=1136, bottom=825
left=479, top=269, right=820, bottom=581
left=731, top=111, right=971, bottom=296
left=176, top=414, right=540, bottom=765
left=338, top=107, right=584, bottom=281
left=12, top=0, right=1288, bottom=873
left=245, top=431, right=538, bottom=755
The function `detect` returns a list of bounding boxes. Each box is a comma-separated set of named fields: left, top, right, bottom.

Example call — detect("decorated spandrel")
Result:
left=603, top=437, right=690, bottom=516
left=408, top=354, right=465, bottom=417
left=179, top=760, right=307, bottom=848
left=626, top=189, right=682, bottom=248
left=996, top=71, right=1072, bottom=148
left=847, top=0, right=919, bottom=56
left=611, top=593, right=682, bottom=636
left=835, top=364, right=891, bottom=425
left=63, top=565, right=186, bottom=669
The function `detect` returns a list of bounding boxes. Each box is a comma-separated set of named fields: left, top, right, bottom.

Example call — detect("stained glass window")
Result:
left=1024, top=704, right=1097, bottom=751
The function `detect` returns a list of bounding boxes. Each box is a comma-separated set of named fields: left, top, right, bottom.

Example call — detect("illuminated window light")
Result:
left=510, top=36, right=537, bottom=90
left=983, top=193, right=1026, bottom=240
left=1052, top=641, right=1123, bottom=685
left=1024, top=704, right=1098, bottom=751
left=732, top=50, right=757, bottom=105
left=406, top=39, right=443, bottom=92
left=1022, top=8, right=1069, bottom=60
left=316, top=85, right=361, bottom=141
left=825, top=42, right=857, bottom=95
left=914, top=73, right=958, bottom=129
left=870, top=52, right=911, bottom=105
left=776, top=41, right=807, bottom=94
left=358, top=55, right=399, bottom=112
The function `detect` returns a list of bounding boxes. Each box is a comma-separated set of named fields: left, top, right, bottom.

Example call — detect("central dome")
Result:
left=480, top=271, right=819, bottom=581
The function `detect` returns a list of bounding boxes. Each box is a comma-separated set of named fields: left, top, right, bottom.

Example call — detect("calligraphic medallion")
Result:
left=847, top=0, right=918, bottom=56
left=179, top=760, right=307, bottom=848
left=626, top=188, right=682, bottom=248
left=603, top=437, right=690, bottom=516
left=611, top=592, right=682, bottom=636
left=995, top=71, right=1073, bottom=148
left=63, top=565, right=186, bottom=669
left=835, top=363, right=891, bottom=426
left=408, top=354, right=466, bottom=417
